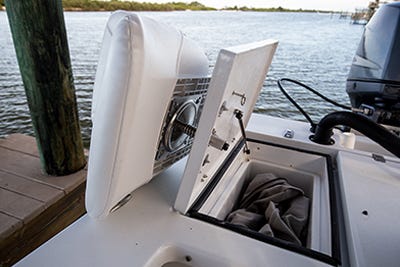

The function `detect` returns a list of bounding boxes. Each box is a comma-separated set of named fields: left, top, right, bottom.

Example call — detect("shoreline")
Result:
left=0, top=8, right=335, bottom=13
left=61, top=9, right=328, bottom=13
left=0, top=4, right=334, bottom=13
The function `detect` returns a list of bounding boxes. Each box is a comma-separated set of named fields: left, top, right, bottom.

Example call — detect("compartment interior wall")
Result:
left=197, top=141, right=332, bottom=255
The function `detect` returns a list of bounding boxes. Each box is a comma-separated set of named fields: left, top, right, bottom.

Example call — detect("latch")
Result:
left=372, top=153, right=386, bottom=163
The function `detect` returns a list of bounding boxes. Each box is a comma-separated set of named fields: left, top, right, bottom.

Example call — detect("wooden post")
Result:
left=5, top=0, right=86, bottom=175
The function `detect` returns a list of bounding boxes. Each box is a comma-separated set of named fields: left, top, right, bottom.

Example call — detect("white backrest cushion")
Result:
left=86, top=11, right=208, bottom=219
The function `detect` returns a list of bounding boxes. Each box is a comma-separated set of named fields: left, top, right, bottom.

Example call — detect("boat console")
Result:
left=16, top=10, right=400, bottom=267
left=87, top=11, right=347, bottom=265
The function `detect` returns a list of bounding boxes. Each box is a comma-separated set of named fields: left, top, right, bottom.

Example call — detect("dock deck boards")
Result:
left=0, top=134, right=87, bottom=266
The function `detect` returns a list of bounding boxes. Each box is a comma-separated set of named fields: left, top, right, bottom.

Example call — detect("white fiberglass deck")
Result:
left=16, top=115, right=400, bottom=267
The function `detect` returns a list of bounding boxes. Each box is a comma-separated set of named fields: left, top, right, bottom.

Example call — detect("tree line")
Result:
left=223, top=5, right=322, bottom=13
left=0, top=0, right=327, bottom=12
left=62, top=0, right=215, bottom=11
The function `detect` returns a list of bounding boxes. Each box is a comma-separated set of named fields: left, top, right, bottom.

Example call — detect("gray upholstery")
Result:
left=226, top=173, right=310, bottom=246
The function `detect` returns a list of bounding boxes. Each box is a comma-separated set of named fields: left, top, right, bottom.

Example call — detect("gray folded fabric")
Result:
left=264, top=201, right=301, bottom=245
left=239, top=173, right=304, bottom=213
left=258, top=223, right=274, bottom=237
left=226, top=209, right=265, bottom=230
left=282, top=196, right=310, bottom=239
left=226, top=172, right=310, bottom=246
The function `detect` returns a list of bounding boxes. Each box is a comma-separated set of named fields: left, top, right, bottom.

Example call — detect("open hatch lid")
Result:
left=175, top=40, right=278, bottom=213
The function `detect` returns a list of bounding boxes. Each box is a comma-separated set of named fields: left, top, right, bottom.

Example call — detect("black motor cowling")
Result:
left=346, top=2, right=400, bottom=126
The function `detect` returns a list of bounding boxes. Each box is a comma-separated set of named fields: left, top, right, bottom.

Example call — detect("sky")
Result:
left=155, top=0, right=372, bottom=11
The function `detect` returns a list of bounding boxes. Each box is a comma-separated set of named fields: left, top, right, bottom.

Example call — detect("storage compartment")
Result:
left=194, top=141, right=332, bottom=256
left=174, top=40, right=339, bottom=264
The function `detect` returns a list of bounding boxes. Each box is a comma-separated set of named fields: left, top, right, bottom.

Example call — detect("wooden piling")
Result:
left=5, top=0, right=86, bottom=175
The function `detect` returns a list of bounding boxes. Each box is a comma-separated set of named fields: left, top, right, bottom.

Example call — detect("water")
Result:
left=0, top=11, right=364, bottom=147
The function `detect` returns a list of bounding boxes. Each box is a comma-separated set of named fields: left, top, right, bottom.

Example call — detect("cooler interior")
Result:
left=196, top=141, right=332, bottom=256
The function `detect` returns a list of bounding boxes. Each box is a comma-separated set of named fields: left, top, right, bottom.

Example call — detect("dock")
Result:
left=0, top=134, right=87, bottom=266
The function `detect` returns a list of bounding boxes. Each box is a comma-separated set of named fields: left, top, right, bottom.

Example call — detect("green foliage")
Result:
left=222, top=5, right=318, bottom=12
left=62, top=0, right=216, bottom=11
left=3, top=0, right=323, bottom=12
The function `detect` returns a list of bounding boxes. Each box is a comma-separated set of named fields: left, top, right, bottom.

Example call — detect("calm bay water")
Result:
left=0, top=11, right=364, bottom=147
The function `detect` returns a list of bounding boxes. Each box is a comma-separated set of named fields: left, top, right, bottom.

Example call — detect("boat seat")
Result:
left=86, top=11, right=209, bottom=219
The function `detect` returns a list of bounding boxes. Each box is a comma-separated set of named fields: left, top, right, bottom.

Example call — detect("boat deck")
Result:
left=0, top=134, right=87, bottom=267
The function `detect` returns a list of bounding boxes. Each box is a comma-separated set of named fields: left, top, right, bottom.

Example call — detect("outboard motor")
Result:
left=346, top=2, right=400, bottom=126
